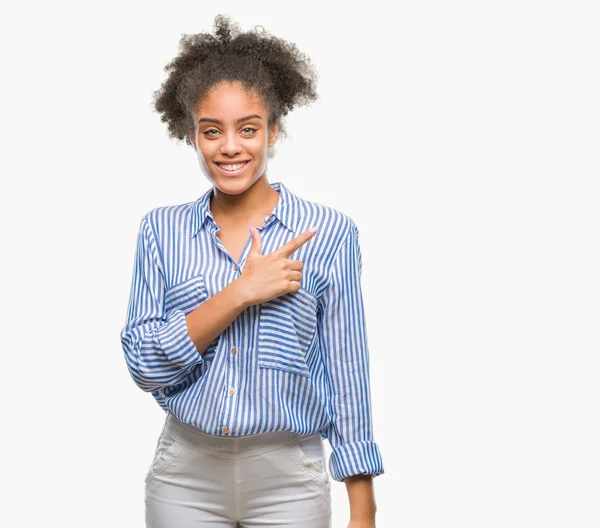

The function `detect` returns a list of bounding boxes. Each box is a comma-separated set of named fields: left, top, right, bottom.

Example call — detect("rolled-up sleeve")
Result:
left=120, top=214, right=204, bottom=392
left=318, top=219, right=385, bottom=482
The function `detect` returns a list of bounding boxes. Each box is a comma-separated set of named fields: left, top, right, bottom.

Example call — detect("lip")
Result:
left=214, top=160, right=251, bottom=177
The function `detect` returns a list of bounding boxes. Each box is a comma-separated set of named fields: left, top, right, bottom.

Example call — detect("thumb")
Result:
left=248, top=226, right=263, bottom=257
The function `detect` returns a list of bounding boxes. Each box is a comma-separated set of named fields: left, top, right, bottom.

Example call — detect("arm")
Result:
left=345, top=475, right=377, bottom=526
left=318, top=220, right=384, bottom=520
left=184, top=278, right=248, bottom=352
left=120, top=214, right=248, bottom=392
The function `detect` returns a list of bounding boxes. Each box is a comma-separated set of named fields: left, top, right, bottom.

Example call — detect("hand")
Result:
left=237, top=226, right=318, bottom=307
left=347, top=519, right=376, bottom=528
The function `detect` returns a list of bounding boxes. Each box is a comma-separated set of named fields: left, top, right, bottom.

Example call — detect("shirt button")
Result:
left=231, top=347, right=237, bottom=355
left=222, top=425, right=230, bottom=435
left=268, top=215, right=274, bottom=222
left=229, top=387, right=236, bottom=395
left=233, top=264, right=238, bottom=271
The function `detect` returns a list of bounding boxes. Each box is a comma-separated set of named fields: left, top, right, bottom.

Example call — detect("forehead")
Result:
left=195, top=82, right=267, bottom=120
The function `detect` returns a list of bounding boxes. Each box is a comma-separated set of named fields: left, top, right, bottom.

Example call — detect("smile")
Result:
left=215, top=161, right=251, bottom=176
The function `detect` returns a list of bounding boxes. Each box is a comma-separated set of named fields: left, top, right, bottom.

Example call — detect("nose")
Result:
left=220, top=132, right=242, bottom=157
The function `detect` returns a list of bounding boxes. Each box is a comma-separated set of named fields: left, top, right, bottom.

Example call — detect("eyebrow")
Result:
left=197, top=114, right=263, bottom=125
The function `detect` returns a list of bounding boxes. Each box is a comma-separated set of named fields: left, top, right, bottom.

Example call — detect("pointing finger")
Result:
left=275, top=227, right=318, bottom=258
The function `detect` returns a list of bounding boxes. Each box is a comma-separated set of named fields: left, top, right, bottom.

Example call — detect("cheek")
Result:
left=249, top=136, right=269, bottom=154
left=197, top=139, right=216, bottom=156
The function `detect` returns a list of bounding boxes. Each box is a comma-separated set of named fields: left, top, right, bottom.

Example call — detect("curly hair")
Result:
left=152, top=14, right=319, bottom=151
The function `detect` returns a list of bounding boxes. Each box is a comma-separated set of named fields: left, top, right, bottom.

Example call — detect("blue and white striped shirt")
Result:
left=120, top=180, right=384, bottom=482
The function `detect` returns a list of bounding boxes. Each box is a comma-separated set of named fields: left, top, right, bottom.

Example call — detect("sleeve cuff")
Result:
left=328, top=440, right=385, bottom=482
left=155, top=309, right=204, bottom=370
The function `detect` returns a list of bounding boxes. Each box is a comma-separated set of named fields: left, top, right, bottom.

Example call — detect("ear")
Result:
left=268, top=121, right=279, bottom=147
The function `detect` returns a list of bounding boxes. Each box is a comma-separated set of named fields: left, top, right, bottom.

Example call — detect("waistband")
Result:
left=164, top=412, right=319, bottom=458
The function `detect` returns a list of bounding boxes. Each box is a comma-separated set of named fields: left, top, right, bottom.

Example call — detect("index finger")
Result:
left=274, top=227, right=318, bottom=258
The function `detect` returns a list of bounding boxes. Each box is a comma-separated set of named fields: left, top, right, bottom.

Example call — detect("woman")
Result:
left=120, top=14, right=384, bottom=528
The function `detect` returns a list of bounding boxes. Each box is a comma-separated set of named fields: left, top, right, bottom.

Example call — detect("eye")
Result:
left=202, top=129, right=219, bottom=137
left=241, top=127, right=257, bottom=135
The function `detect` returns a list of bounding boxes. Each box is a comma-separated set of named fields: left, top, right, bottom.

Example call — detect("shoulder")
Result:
left=139, top=200, right=196, bottom=239
left=292, top=193, right=358, bottom=243
left=287, top=193, right=361, bottom=267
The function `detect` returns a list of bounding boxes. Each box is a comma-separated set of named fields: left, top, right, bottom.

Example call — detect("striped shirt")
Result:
left=120, top=180, right=384, bottom=482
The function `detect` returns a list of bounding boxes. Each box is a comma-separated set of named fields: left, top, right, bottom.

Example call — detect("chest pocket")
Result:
left=165, top=275, right=208, bottom=314
left=257, top=287, right=318, bottom=378
left=164, top=274, right=220, bottom=361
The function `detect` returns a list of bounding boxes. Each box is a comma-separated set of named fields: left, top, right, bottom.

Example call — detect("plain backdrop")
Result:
left=1, top=1, right=598, bottom=527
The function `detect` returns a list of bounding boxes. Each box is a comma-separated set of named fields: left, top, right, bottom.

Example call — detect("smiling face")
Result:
left=189, top=81, right=279, bottom=194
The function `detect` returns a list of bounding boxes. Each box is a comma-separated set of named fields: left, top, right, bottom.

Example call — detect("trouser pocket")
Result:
left=290, top=436, right=330, bottom=490
left=145, top=428, right=181, bottom=482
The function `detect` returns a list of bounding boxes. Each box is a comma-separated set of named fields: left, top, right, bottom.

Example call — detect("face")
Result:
left=189, top=81, right=278, bottom=194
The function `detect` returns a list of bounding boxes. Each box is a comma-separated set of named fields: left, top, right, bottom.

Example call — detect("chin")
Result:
left=213, top=173, right=256, bottom=194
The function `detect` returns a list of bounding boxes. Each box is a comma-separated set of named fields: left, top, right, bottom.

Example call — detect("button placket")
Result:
left=223, top=337, right=238, bottom=436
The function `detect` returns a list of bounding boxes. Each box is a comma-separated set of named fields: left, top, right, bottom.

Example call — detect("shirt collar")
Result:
left=190, top=180, right=301, bottom=238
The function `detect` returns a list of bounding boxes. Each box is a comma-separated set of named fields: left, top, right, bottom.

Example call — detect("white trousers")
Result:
left=145, top=412, right=332, bottom=527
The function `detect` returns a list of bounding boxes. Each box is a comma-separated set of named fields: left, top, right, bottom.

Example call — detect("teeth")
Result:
left=218, top=162, right=247, bottom=171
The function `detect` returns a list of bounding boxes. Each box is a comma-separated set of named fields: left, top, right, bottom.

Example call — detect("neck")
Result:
left=210, top=177, right=280, bottom=224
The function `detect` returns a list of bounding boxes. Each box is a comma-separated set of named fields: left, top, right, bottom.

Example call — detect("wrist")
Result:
left=350, top=509, right=376, bottom=521
left=348, top=516, right=376, bottom=528
left=349, top=501, right=377, bottom=523
left=229, top=276, right=253, bottom=310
